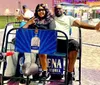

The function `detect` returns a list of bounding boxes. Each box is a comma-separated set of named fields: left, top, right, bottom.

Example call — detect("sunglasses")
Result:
left=38, top=9, right=45, bottom=12
left=56, top=8, right=62, bottom=10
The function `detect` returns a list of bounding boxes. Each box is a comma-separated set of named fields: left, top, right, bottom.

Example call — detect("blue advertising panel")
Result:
left=15, top=28, right=57, bottom=54
left=36, top=55, right=64, bottom=74
left=47, top=55, right=64, bottom=74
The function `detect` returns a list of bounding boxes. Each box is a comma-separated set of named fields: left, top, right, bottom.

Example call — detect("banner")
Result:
left=36, top=55, right=64, bottom=74
left=15, top=28, right=57, bottom=54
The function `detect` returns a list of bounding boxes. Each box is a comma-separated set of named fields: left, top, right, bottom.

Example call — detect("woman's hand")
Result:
left=23, top=17, right=35, bottom=28
left=27, top=17, right=35, bottom=25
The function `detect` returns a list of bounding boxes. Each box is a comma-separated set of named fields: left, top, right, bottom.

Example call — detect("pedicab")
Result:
left=0, top=22, right=82, bottom=85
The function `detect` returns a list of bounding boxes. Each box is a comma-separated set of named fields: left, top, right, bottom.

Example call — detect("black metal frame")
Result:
left=0, top=22, right=20, bottom=85
left=73, top=27, right=82, bottom=85
left=78, top=27, right=82, bottom=85
left=0, top=22, right=69, bottom=85
left=1, top=22, right=20, bottom=52
left=69, top=27, right=82, bottom=85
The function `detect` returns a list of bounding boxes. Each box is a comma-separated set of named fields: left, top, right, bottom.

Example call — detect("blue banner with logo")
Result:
left=15, top=28, right=57, bottom=54
left=48, top=55, right=64, bottom=74
left=36, top=55, right=64, bottom=74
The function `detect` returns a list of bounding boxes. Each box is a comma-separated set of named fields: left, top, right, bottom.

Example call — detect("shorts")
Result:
left=57, top=39, right=79, bottom=53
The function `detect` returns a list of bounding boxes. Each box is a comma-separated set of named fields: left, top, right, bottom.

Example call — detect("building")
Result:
left=0, top=0, right=100, bottom=15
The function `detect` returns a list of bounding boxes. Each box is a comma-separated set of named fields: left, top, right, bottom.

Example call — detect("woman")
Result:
left=23, top=3, right=56, bottom=79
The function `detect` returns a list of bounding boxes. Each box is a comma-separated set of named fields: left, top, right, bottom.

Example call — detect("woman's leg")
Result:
left=39, top=54, right=48, bottom=71
left=38, top=54, right=51, bottom=79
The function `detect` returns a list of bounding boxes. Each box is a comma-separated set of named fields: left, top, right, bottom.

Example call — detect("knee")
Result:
left=68, top=51, right=78, bottom=59
left=39, top=54, right=47, bottom=58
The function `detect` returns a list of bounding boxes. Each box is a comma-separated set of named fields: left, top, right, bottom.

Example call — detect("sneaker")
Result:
left=67, top=72, right=73, bottom=85
left=39, top=71, right=51, bottom=80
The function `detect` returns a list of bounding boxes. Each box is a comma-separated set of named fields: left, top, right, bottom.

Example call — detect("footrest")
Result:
left=48, top=52, right=66, bottom=57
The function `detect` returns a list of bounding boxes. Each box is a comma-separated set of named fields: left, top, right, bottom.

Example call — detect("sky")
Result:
left=0, top=0, right=53, bottom=15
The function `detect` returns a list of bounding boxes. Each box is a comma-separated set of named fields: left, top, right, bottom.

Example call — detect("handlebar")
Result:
left=0, top=51, right=14, bottom=60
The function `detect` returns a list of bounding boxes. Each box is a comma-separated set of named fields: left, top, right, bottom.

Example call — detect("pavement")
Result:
left=81, top=29, right=100, bottom=85
left=0, top=23, right=100, bottom=85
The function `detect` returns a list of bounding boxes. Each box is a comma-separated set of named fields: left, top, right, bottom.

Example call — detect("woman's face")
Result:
left=37, top=6, right=46, bottom=18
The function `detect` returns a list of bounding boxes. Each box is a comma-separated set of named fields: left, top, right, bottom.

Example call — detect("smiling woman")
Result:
left=37, top=7, right=46, bottom=18
left=23, top=3, right=56, bottom=79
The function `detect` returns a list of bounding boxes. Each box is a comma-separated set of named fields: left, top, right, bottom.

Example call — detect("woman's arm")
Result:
left=48, top=20, right=56, bottom=30
left=23, top=17, right=35, bottom=28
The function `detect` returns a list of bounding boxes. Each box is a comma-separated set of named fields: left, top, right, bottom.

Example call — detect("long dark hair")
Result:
left=34, top=3, right=54, bottom=24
